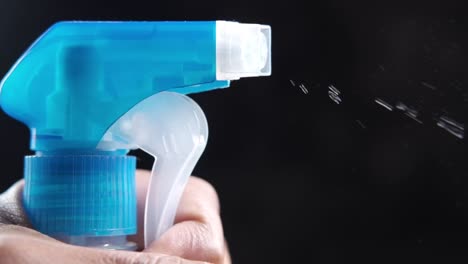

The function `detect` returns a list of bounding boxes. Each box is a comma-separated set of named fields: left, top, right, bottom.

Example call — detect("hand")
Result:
left=0, top=170, right=231, bottom=264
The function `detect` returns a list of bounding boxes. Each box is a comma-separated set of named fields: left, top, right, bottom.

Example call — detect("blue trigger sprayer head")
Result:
left=0, top=21, right=271, bottom=249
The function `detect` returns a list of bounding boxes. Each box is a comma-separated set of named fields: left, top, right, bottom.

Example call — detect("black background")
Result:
left=2, top=0, right=468, bottom=263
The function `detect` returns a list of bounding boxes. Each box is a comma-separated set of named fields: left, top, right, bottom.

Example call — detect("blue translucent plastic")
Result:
left=23, top=153, right=137, bottom=236
left=0, top=21, right=229, bottom=151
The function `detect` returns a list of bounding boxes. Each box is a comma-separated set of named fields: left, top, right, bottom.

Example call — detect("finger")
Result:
left=144, top=176, right=227, bottom=264
left=223, top=240, right=232, bottom=264
left=0, top=180, right=30, bottom=227
left=0, top=225, right=207, bottom=264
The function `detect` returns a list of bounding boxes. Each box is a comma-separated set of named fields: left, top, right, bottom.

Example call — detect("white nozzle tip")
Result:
left=216, top=21, right=271, bottom=80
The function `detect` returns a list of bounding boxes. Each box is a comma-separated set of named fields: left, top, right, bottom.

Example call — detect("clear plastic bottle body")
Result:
left=57, top=235, right=137, bottom=251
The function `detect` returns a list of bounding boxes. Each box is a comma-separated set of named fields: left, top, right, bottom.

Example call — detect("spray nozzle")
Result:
left=216, top=21, right=271, bottom=80
left=0, top=21, right=271, bottom=249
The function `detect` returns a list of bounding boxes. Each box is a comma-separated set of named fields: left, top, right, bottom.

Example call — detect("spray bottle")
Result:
left=0, top=21, right=271, bottom=250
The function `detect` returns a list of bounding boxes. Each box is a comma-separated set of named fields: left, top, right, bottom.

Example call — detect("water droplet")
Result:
left=299, top=83, right=309, bottom=94
left=356, top=120, right=366, bottom=129
left=374, top=98, right=393, bottom=111
left=437, top=115, right=464, bottom=139
left=421, top=82, right=437, bottom=90
left=395, top=102, right=407, bottom=111
left=328, top=85, right=340, bottom=95
left=396, top=102, right=423, bottom=124
left=328, top=85, right=341, bottom=104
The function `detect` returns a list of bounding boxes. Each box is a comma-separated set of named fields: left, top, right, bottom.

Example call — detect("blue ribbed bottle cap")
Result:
left=23, top=154, right=137, bottom=237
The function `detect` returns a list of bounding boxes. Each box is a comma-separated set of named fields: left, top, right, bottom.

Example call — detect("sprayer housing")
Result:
left=0, top=21, right=271, bottom=248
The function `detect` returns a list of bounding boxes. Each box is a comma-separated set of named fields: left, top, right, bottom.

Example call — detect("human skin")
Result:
left=0, top=170, right=231, bottom=264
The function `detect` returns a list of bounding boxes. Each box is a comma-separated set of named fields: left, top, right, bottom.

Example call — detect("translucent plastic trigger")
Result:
left=98, top=92, right=208, bottom=247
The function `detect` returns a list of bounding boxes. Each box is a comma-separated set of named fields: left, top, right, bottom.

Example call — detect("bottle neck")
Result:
left=56, top=235, right=137, bottom=251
